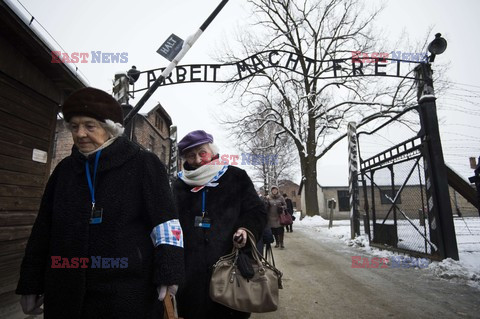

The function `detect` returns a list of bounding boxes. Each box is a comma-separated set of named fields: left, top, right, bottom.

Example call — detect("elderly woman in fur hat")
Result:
left=16, top=87, right=184, bottom=318
left=172, top=130, right=267, bottom=319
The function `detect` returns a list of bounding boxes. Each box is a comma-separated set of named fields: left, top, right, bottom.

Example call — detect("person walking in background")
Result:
left=257, top=192, right=275, bottom=256
left=16, top=87, right=184, bottom=318
left=283, top=193, right=294, bottom=232
left=172, top=130, right=267, bottom=319
left=266, top=186, right=287, bottom=249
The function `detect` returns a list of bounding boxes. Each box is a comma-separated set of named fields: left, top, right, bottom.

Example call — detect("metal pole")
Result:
left=348, top=122, right=361, bottom=238
left=124, top=0, right=229, bottom=125
left=329, top=206, right=334, bottom=229
left=415, top=62, right=459, bottom=260
left=388, top=165, right=397, bottom=247
left=169, top=125, right=178, bottom=183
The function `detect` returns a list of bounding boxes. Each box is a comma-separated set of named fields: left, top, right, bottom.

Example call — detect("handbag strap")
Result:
left=243, top=229, right=283, bottom=280
left=265, top=243, right=275, bottom=267
left=164, top=291, right=182, bottom=319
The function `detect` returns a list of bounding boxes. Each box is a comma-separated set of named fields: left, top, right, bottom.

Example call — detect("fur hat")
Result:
left=178, top=130, right=214, bottom=155
left=62, top=87, right=124, bottom=124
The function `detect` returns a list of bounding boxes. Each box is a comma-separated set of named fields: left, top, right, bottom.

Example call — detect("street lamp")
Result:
left=414, top=33, right=447, bottom=101
left=427, top=33, right=447, bottom=62
left=127, top=65, right=141, bottom=85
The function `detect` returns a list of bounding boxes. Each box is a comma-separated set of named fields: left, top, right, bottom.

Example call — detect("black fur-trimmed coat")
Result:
left=16, top=137, right=184, bottom=318
left=173, top=165, right=267, bottom=319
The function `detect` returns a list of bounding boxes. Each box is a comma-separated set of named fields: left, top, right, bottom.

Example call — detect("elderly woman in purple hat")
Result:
left=16, top=87, right=184, bottom=318
left=172, top=130, right=267, bottom=319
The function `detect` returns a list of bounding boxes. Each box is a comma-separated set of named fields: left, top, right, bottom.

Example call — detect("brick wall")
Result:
left=132, top=115, right=170, bottom=166
left=50, top=119, right=74, bottom=174
left=279, top=180, right=302, bottom=212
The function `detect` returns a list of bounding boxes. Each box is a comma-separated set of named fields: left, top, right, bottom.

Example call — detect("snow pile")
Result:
left=346, top=234, right=370, bottom=248
left=295, top=213, right=328, bottom=227
left=428, top=258, right=480, bottom=288
left=296, top=213, right=480, bottom=289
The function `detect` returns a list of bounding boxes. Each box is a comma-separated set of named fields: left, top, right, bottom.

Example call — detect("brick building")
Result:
left=260, top=179, right=302, bottom=212
left=278, top=179, right=302, bottom=212
left=299, top=183, right=477, bottom=220
left=51, top=102, right=173, bottom=174
left=128, top=103, right=172, bottom=166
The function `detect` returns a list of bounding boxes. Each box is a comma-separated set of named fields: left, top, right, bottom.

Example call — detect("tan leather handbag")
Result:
left=209, top=229, right=283, bottom=313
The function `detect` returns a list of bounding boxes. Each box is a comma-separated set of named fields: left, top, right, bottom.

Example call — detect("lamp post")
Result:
left=414, top=33, right=459, bottom=260
left=113, top=65, right=141, bottom=140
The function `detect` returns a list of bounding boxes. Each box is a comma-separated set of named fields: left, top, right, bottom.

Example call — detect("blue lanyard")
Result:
left=86, top=149, right=102, bottom=208
left=202, top=190, right=206, bottom=217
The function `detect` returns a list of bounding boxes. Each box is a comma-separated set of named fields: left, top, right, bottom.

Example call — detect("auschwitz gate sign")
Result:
left=129, top=49, right=421, bottom=94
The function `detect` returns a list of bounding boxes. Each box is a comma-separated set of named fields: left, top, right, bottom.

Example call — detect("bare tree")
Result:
left=238, top=113, right=295, bottom=192
left=219, top=0, right=437, bottom=215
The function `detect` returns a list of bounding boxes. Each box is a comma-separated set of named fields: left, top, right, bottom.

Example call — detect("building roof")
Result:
left=145, top=102, right=172, bottom=127
left=297, top=179, right=324, bottom=196
left=0, top=0, right=87, bottom=99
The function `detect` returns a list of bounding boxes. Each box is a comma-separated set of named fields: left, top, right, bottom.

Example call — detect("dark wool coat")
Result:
left=16, top=137, right=184, bottom=319
left=173, top=165, right=267, bottom=319
left=285, top=198, right=294, bottom=215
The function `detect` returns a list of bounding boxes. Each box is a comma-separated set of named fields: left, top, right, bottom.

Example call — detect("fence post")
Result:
left=468, top=156, right=480, bottom=217
left=169, top=125, right=178, bottom=183
left=328, top=198, right=336, bottom=229
left=348, top=122, right=361, bottom=239
left=414, top=62, right=459, bottom=260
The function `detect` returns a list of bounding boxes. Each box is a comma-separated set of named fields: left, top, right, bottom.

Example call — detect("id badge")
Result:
left=194, top=216, right=211, bottom=228
left=90, top=207, right=103, bottom=224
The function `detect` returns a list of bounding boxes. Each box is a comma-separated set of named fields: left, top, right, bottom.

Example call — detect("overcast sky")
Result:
left=9, top=0, right=480, bottom=186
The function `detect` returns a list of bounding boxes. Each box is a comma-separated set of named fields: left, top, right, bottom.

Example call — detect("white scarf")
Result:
left=179, top=163, right=228, bottom=192
left=80, top=136, right=119, bottom=157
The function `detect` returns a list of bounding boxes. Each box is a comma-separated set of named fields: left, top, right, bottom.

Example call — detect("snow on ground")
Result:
left=294, top=212, right=480, bottom=289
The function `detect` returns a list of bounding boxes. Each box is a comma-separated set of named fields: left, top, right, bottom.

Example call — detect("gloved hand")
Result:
left=157, top=285, right=178, bottom=301
left=20, top=294, right=44, bottom=315
left=233, top=228, right=247, bottom=248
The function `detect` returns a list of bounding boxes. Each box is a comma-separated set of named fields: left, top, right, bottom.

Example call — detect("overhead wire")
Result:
left=15, top=0, right=91, bottom=84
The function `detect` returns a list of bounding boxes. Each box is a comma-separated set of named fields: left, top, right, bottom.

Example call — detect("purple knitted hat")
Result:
left=178, top=130, right=213, bottom=154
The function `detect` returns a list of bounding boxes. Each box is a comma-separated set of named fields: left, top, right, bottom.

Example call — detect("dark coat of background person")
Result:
left=16, top=137, right=184, bottom=318
left=173, top=166, right=267, bottom=319
left=285, top=197, right=294, bottom=215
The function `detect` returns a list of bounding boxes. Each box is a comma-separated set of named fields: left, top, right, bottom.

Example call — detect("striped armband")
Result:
left=150, top=219, right=184, bottom=248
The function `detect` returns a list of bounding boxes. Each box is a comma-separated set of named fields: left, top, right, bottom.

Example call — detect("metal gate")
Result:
left=359, top=134, right=440, bottom=258
left=356, top=103, right=457, bottom=260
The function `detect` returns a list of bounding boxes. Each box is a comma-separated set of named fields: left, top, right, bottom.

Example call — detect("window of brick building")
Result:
left=291, top=190, right=296, bottom=198
left=161, top=145, right=167, bottom=164
left=149, top=135, right=155, bottom=152
left=155, top=114, right=164, bottom=132
left=337, top=190, right=350, bottom=211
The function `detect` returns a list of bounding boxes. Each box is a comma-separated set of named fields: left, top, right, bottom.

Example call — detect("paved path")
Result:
left=251, top=226, right=480, bottom=319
